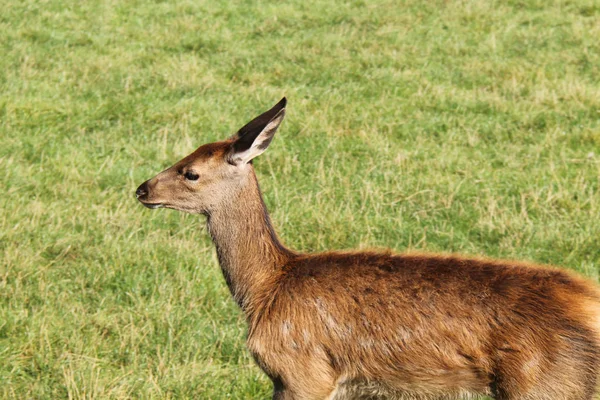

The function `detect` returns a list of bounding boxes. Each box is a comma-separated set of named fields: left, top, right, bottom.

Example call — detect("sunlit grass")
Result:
left=1, top=0, right=599, bottom=398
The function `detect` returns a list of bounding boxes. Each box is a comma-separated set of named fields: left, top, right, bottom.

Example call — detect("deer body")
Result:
left=137, top=98, right=600, bottom=399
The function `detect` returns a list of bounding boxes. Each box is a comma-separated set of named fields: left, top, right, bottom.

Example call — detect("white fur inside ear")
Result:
left=233, top=112, right=284, bottom=164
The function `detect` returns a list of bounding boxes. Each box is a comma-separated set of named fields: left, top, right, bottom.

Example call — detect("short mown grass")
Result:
left=1, top=0, right=599, bottom=398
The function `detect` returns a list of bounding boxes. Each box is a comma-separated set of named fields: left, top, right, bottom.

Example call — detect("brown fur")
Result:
left=137, top=99, right=600, bottom=399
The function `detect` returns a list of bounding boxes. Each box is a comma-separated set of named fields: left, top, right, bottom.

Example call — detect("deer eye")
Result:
left=184, top=171, right=199, bottom=181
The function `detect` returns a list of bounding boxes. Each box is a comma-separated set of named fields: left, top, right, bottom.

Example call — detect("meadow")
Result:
left=1, top=0, right=599, bottom=398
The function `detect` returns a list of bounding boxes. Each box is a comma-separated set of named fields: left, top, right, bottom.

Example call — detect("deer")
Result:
left=136, top=98, right=600, bottom=400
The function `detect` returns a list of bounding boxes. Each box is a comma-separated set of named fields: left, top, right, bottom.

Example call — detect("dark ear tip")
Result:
left=278, top=97, right=287, bottom=108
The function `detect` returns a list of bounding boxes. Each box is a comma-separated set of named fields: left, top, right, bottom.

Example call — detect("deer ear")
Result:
left=229, top=98, right=286, bottom=165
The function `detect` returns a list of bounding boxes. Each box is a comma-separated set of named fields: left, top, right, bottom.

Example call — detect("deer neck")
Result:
left=206, top=170, right=293, bottom=316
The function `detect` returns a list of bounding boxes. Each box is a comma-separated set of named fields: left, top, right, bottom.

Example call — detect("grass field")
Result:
left=1, top=0, right=599, bottom=398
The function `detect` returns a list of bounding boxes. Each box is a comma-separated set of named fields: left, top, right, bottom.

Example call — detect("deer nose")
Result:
left=136, top=182, right=148, bottom=199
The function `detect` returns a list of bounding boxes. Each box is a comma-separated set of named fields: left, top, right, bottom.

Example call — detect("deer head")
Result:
left=135, top=98, right=286, bottom=214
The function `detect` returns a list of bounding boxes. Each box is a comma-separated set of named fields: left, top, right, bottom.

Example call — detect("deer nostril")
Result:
left=136, top=182, right=148, bottom=199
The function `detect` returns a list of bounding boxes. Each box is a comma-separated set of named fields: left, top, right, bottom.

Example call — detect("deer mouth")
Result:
left=139, top=201, right=164, bottom=209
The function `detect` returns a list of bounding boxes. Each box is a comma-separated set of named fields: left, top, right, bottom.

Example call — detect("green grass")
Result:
left=1, top=0, right=599, bottom=398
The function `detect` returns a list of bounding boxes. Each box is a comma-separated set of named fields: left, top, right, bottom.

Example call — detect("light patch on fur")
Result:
left=302, top=328, right=311, bottom=344
left=395, top=326, right=415, bottom=348
left=359, top=337, right=376, bottom=350
left=315, top=297, right=340, bottom=331
left=313, top=297, right=356, bottom=341
left=282, top=320, right=292, bottom=336
left=280, top=320, right=301, bottom=350
left=521, top=354, right=541, bottom=375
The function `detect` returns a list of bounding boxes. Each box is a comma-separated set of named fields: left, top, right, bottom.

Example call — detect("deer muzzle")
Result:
left=135, top=180, right=164, bottom=209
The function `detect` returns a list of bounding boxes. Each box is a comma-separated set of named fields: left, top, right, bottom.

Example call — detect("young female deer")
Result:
left=136, top=98, right=600, bottom=400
